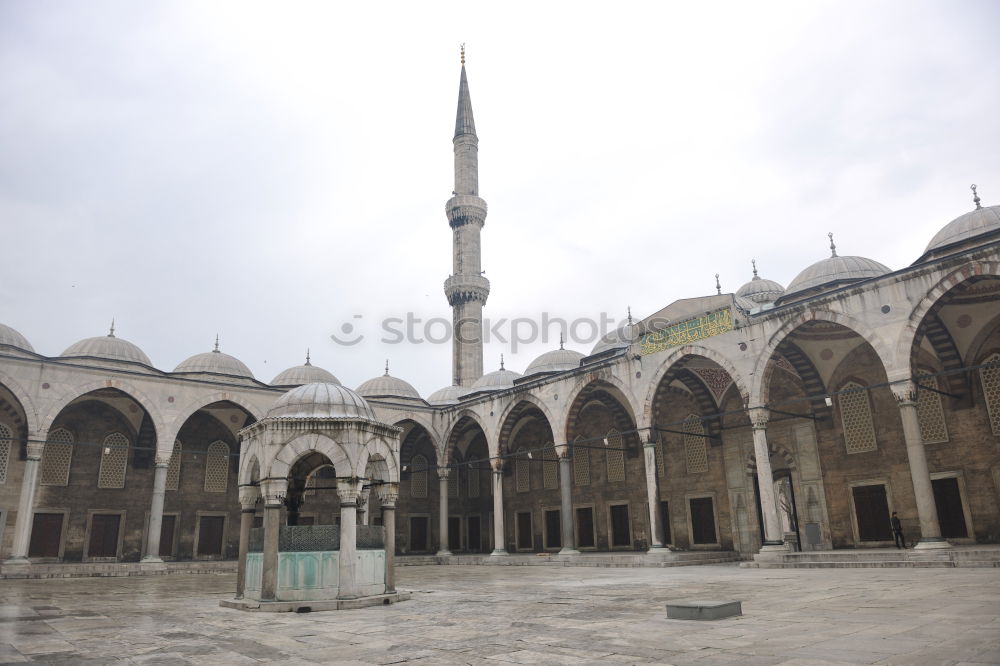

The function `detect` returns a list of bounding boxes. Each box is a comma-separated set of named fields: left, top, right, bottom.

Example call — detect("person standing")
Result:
left=891, top=512, right=905, bottom=549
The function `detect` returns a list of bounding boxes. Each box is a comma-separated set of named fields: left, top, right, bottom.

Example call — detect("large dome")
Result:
left=427, top=384, right=470, bottom=405
left=524, top=345, right=584, bottom=376
left=267, top=382, right=377, bottom=420
left=357, top=364, right=421, bottom=399
left=61, top=327, right=151, bottom=366
left=271, top=354, right=340, bottom=387
left=174, top=341, right=254, bottom=379
left=736, top=262, right=785, bottom=305
left=471, top=359, right=522, bottom=391
left=784, top=237, right=889, bottom=297
left=0, top=323, right=34, bottom=352
left=924, top=204, right=1000, bottom=255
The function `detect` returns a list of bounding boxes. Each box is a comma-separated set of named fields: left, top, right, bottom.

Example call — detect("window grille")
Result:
left=204, top=441, right=230, bottom=492
left=572, top=436, right=590, bottom=485
left=656, top=441, right=666, bottom=478
left=41, top=427, right=74, bottom=486
left=516, top=451, right=530, bottom=493
left=605, top=429, right=625, bottom=482
left=916, top=373, right=948, bottom=444
left=166, top=440, right=181, bottom=491
left=98, top=432, right=129, bottom=489
left=468, top=462, right=480, bottom=497
left=839, top=382, right=878, bottom=454
left=542, top=443, right=558, bottom=489
left=980, top=354, right=1000, bottom=435
left=683, top=415, right=708, bottom=474
left=410, top=454, right=428, bottom=498
left=0, top=423, right=10, bottom=484
left=448, top=468, right=459, bottom=497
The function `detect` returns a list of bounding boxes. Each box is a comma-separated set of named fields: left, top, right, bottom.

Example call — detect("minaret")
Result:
left=444, top=46, right=490, bottom=387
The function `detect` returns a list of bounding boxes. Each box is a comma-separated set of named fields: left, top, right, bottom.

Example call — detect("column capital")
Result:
left=25, top=440, right=44, bottom=460
left=437, top=467, right=451, bottom=480
left=375, top=482, right=399, bottom=507
left=892, top=380, right=919, bottom=406
left=238, top=484, right=261, bottom=507
left=259, top=479, right=286, bottom=507
left=491, top=457, right=504, bottom=473
left=336, top=478, right=363, bottom=505
left=750, top=407, right=770, bottom=430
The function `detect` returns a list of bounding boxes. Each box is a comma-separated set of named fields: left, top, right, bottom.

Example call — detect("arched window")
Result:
left=515, top=450, right=530, bottom=493
left=656, top=441, right=666, bottom=478
left=572, top=435, right=590, bottom=486
left=41, top=427, right=74, bottom=486
left=468, top=461, right=480, bottom=497
left=98, top=432, right=130, bottom=489
left=166, top=440, right=182, bottom=491
left=683, top=415, right=708, bottom=474
left=0, top=423, right=11, bottom=484
left=542, top=443, right=558, bottom=490
left=916, top=372, right=948, bottom=444
left=980, top=353, right=1000, bottom=435
left=605, top=429, right=625, bottom=482
left=448, top=466, right=459, bottom=498
left=204, top=441, right=230, bottom=492
left=410, top=454, right=428, bottom=498
left=838, top=381, right=877, bottom=453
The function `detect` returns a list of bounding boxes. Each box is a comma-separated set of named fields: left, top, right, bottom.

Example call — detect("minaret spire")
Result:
left=444, top=46, right=490, bottom=387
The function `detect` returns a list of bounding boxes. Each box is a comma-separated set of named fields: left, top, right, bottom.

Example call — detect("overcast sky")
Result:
left=2, top=0, right=999, bottom=396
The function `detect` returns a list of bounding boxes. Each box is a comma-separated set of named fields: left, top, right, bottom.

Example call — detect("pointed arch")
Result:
left=357, top=435, right=400, bottom=483
left=642, top=345, right=749, bottom=426
left=269, top=433, right=353, bottom=481
left=0, top=369, right=39, bottom=434
left=39, top=379, right=166, bottom=446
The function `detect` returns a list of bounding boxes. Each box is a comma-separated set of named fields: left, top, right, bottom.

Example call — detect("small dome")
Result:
left=427, top=384, right=470, bottom=405
left=590, top=323, right=636, bottom=356
left=0, top=323, right=34, bottom=352
left=357, top=364, right=420, bottom=399
left=924, top=204, right=1000, bottom=255
left=736, top=263, right=785, bottom=305
left=271, top=354, right=340, bottom=387
left=471, top=360, right=523, bottom=391
left=61, top=326, right=151, bottom=366
left=524, top=345, right=584, bottom=376
left=786, top=255, right=890, bottom=295
left=174, top=340, right=254, bottom=379
left=267, top=382, right=377, bottom=420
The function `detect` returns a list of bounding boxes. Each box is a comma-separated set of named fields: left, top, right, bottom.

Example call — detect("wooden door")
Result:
left=467, top=516, right=481, bottom=552
left=409, top=516, right=428, bottom=552
left=28, top=513, right=63, bottom=558
left=516, top=512, right=532, bottom=550
left=610, top=504, right=631, bottom=547
left=689, top=497, right=717, bottom=545
left=197, top=516, right=225, bottom=557
left=88, top=514, right=121, bottom=558
left=852, top=484, right=892, bottom=541
left=448, top=516, right=461, bottom=552
left=159, top=515, right=176, bottom=557
left=545, top=509, right=561, bottom=549
left=575, top=507, right=595, bottom=548
left=932, top=478, right=968, bottom=539
left=660, top=501, right=671, bottom=544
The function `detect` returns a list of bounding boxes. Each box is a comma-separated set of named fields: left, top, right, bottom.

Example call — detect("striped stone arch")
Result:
left=269, top=432, right=354, bottom=481
left=642, top=345, right=749, bottom=431
left=442, top=409, right=491, bottom=463
left=751, top=311, right=895, bottom=406
left=895, top=260, right=1000, bottom=385
left=497, top=396, right=557, bottom=457
left=38, top=378, right=167, bottom=449
left=164, top=391, right=266, bottom=458
left=745, top=443, right=797, bottom=475
left=770, top=338, right=832, bottom=424
left=565, top=373, right=642, bottom=437
left=0, top=369, right=40, bottom=435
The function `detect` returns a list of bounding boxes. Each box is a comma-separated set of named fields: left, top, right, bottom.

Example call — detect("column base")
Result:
left=435, top=550, right=452, bottom=557
left=489, top=549, right=507, bottom=557
left=140, top=555, right=164, bottom=564
left=557, top=548, right=580, bottom=556
left=914, top=538, right=951, bottom=550
left=2, top=556, right=29, bottom=566
left=647, top=544, right=668, bottom=550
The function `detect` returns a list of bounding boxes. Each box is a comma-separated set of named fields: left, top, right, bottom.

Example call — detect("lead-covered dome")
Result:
left=267, top=382, right=377, bottom=420
left=174, top=340, right=254, bottom=379
left=471, top=359, right=522, bottom=391
left=428, top=384, right=470, bottom=405
left=783, top=236, right=889, bottom=298
left=357, top=364, right=420, bottom=399
left=524, top=344, right=584, bottom=375
left=271, top=353, right=340, bottom=387
left=924, top=203, right=1000, bottom=255
left=590, top=322, right=637, bottom=356
left=0, top=323, right=34, bottom=352
left=736, top=262, right=785, bottom=305
left=61, top=326, right=151, bottom=366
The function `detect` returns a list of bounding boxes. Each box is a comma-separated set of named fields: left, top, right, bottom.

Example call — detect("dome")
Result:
left=736, top=262, right=785, bottom=305
left=427, top=384, right=470, bottom=405
left=471, top=359, right=523, bottom=391
left=784, top=237, right=889, bottom=297
left=267, top=382, right=377, bottom=420
left=356, top=364, right=420, bottom=399
left=174, top=340, right=254, bottom=379
left=0, top=323, right=34, bottom=352
left=590, top=324, right=635, bottom=356
left=924, top=203, right=1000, bottom=255
left=524, top=344, right=584, bottom=376
left=61, top=326, right=151, bottom=366
left=271, top=354, right=340, bottom=387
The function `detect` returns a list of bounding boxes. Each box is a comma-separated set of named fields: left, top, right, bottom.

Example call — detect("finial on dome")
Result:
left=305, top=349, right=311, bottom=366
left=715, top=273, right=721, bottom=295
left=500, top=353, right=505, bottom=370
left=752, top=259, right=759, bottom=278
left=213, top=334, right=220, bottom=352
left=384, top=359, right=390, bottom=376
left=972, top=184, right=982, bottom=210
left=460, top=43, right=465, bottom=66
left=828, top=232, right=838, bottom=257
left=559, top=332, right=564, bottom=350
left=108, top=318, right=115, bottom=338
left=627, top=306, right=633, bottom=326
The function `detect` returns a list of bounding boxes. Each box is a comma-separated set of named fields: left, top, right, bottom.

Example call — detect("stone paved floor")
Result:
left=0, top=564, right=998, bottom=665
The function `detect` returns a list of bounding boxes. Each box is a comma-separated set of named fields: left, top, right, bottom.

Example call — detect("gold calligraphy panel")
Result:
left=639, top=309, right=733, bottom=356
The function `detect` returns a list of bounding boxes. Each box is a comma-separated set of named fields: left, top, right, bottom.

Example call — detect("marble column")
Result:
left=337, top=480, right=362, bottom=599
left=490, top=458, right=507, bottom=555
left=557, top=452, right=578, bottom=555
left=893, top=382, right=949, bottom=549
left=358, top=488, right=371, bottom=526
left=260, top=499, right=282, bottom=601
left=4, top=436, right=44, bottom=564
left=235, top=485, right=259, bottom=600
left=142, top=457, right=170, bottom=563
left=436, top=470, right=451, bottom=556
left=377, top=482, right=398, bottom=594
left=643, top=437, right=666, bottom=549
left=750, top=408, right=785, bottom=549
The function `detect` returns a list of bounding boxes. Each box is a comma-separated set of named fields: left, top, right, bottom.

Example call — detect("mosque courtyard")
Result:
left=0, top=564, right=997, bottom=665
